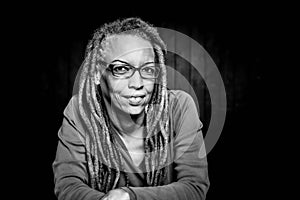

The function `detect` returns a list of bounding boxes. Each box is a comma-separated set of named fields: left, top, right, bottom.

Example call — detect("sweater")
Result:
left=53, top=90, right=210, bottom=200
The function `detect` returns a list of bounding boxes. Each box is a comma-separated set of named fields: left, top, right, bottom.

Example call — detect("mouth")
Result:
left=125, top=95, right=146, bottom=105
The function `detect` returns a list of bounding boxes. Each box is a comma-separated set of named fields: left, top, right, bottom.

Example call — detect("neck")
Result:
left=104, top=100, right=145, bottom=137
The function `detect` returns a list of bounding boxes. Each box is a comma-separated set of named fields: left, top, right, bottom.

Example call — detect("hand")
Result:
left=101, top=188, right=130, bottom=200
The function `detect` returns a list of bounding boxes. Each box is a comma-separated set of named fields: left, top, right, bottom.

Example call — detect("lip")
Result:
left=123, top=94, right=146, bottom=98
left=123, top=95, right=147, bottom=105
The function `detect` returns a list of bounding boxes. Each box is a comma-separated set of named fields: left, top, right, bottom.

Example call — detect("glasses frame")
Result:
left=105, top=61, right=161, bottom=79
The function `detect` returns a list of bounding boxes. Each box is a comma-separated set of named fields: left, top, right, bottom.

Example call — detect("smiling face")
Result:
left=100, top=34, right=156, bottom=116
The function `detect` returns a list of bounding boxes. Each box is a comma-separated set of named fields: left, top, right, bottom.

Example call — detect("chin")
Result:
left=126, top=106, right=145, bottom=115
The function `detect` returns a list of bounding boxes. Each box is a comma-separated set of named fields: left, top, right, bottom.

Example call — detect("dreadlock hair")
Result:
left=77, top=17, right=169, bottom=192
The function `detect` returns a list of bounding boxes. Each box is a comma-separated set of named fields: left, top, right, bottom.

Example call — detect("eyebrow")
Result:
left=110, top=59, right=130, bottom=65
left=110, top=59, right=155, bottom=66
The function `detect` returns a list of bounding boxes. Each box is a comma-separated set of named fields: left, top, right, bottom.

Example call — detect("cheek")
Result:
left=107, top=77, right=126, bottom=93
left=107, top=79, right=128, bottom=105
left=108, top=79, right=125, bottom=106
left=144, top=80, right=155, bottom=93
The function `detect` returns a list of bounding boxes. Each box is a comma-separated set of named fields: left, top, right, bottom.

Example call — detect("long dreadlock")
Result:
left=77, top=17, right=169, bottom=192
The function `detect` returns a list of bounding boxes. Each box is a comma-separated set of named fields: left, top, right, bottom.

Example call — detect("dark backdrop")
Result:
left=10, top=5, right=276, bottom=200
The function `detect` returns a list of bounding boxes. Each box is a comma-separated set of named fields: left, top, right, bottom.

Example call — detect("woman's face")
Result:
left=101, top=34, right=155, bottom=115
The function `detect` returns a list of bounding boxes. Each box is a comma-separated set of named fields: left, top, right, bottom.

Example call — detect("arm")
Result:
left=52, top=96, right=105, bottom=200
left=125, top=91, right=210, bottom=200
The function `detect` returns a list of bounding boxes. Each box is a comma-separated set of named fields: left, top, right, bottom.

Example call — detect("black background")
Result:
left=6, top=3, right=286, bottom=200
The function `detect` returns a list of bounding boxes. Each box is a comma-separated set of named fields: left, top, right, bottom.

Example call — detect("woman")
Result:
left=53, top=17, right=209, bottom=200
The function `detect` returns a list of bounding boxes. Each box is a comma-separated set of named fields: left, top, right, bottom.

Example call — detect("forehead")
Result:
left=101, top=34, right=155, bottom=64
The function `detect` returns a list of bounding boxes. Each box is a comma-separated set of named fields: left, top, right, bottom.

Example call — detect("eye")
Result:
left=112, top=65, right=131, bottom=74
left=141, top=66, right=156, bottom=74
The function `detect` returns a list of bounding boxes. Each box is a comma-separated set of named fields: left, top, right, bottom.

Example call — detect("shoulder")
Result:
left=63, top=95, right=85, bottom=131
left=63, top=95, right=80, bottom=119
left=168, top=89, right=197, bottom=112
left=167, top=89, right=202, bottom=131
left=59, top=95, right=85, bottom=144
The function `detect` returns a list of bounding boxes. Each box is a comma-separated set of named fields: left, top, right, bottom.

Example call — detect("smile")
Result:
left=125, top=95, right=146, bottom=105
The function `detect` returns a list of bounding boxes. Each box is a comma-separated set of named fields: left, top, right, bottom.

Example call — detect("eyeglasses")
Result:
left=106, top=61, right=160, bottom=79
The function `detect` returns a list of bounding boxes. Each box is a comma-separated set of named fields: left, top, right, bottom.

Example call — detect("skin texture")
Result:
left=101, top=34, right=155, bottom=114
left=99, top=34, right=155, bottom=134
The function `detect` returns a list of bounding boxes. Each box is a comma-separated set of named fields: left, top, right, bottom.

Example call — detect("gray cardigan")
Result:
left=53, top=90, right=209, bottom=200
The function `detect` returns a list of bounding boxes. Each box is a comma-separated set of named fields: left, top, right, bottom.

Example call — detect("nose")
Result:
left=128, top=70, right=143, bottom=89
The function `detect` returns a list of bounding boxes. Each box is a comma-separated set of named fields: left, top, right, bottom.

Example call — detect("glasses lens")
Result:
left=109, top=63, right=160, bottom=79
left=111, top=64, right=132, bottom=78
left=141, top=64, right=160, bottom=78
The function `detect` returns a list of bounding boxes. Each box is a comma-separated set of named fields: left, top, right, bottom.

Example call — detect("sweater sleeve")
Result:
left=126, top=90, right=210, bottom=200
left=52, top=96, right=105, bottom=200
